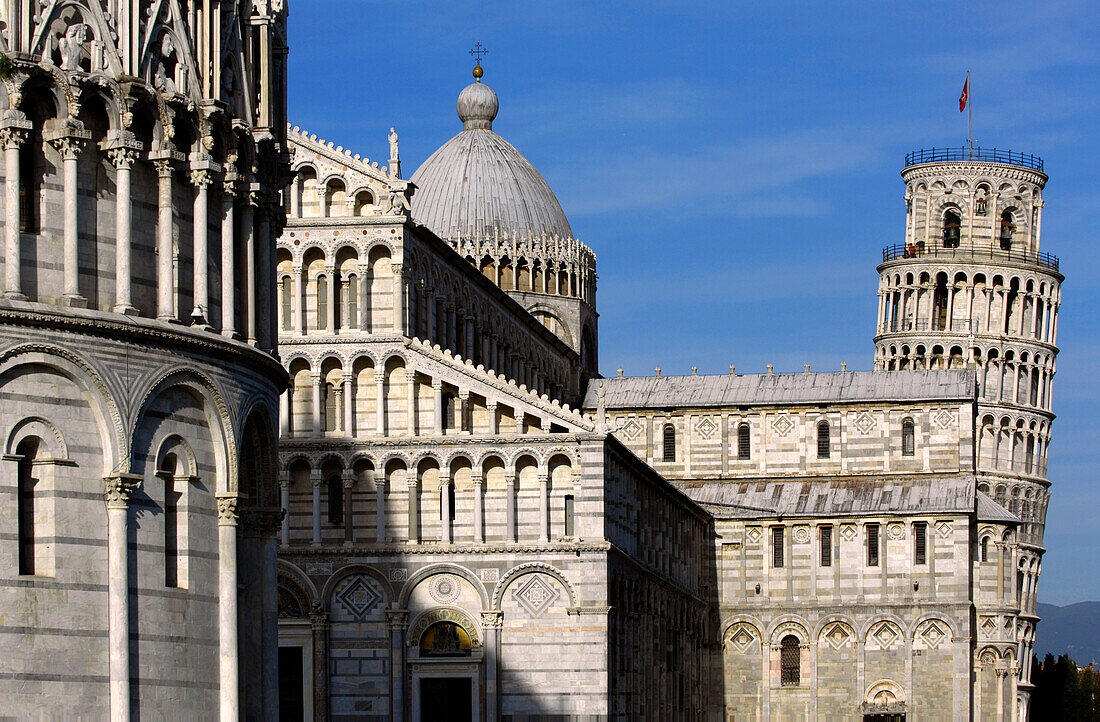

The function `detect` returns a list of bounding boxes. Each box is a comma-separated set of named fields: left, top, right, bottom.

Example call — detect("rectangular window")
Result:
left=820, top=525, right=833, bottom=567
left=737, top=424, right=751, bottom=460
left=564, top=494, right=575, bottom=537
left=914, top=521, right=927, bottom=565
left=772, top=526, right=785, bottom=568
left=867, top=523, right=880, bottom=567
left=165, top=475, right=179, bottom=587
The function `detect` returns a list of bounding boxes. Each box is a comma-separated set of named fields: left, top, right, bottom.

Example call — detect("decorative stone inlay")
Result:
left=512, top=573, right=560, bottom=617
left=389, top=568, right=408, bottom=582
left=792, top=526, right=810, bottom=544
left=887, top=523, right=904, bottom=540
left=480, top=568, right=499, bottom=582
left=871, top=621, right=900, bottom=649
left=746, top=526, right=762, bottom=543
left=980, top=616, right=997, bottom=635
left=727, top=624, right=757, bottom=652
left=429, top=574, right=461, bottom=604
left=822, top=622, right=853, bottom=650
left=934, top=409, right=955, bottom=429
left=696, top=416, right=717, bottom=439
left=334, top=575, right=383, bottom=621
left=919, top=621, right=946, bottom=648
left=840, top=524, right=857, bottom=541
left=771, top=414, right=794, bottom=437
left=305, top=563, right=333, bottom=576
left=620, top=418, right=643, bottom=441
left=855, top=411, right=877, bottom=435
left=935, top=521, right=953, bottom=538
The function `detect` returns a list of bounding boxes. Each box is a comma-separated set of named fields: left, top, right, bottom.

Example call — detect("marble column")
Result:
left=391, top=263, right=404, bottom=334
left=279, top=389, right=290, bottom=436
left=311, top=473, right=322, bottom=545
left=406, top=370, right=417, bottom=436
left=1, top=121, right=29, bottom=298
left=279, top=474, right=291, bottom=546
left=487, top=402, right=498, bottom=436
left=407, top=478, right=419, bottom=543
left=342, top=476, right=354, bottom=545
left=432, top=380, right=443, bottom=434
left=374, top=472, right=386, bottom=543
left=256, top=207, right=272, bottom=348
left=375, top=372, right=386, bottom=436
left=473, top=475, right=484, bottom=543
left=152, top=157, right=176, bottom=320
left=340, top=278, right=350, bottom=331
left=191, top=168, right=213, bottom=325
left=481, top=611, right=503, bottom=722
left=291, top=264, right=304, bottom=335
left=47, top=130, right=89, bottom=306
left=310, top=606, right=329, bottom=722
left=506, top=472, right=517, bottom=544
left=358, top=263, right=370, bottom=331
left=324, top=264, right=336, bottom=332
left=386, top=610, right=408, bottom=722
left=220, top=183, right=237, bottom=337
left=105, top=474, right=141, bottom=722
left=343, top=376, right=354, bottom=436
left=108, top=147, right=140, bottom=314
left=538, top=472, right=550, bottom=542
left=311, top=373, right=321, bottom=434
left=459, top=391, right=470, bottom=433
left=440, top=475, right=452, bottom=544
left=216, top=494, right=240, bottom=722
left=241, top=201, right=256, bottom=344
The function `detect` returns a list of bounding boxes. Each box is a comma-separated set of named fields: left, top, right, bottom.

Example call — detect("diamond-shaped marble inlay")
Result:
left=921, top=622, right=946, bottom=648
left=823, top=623, right=852, bottom=650
left=334, top=576, right=383, bottom=621
left=840, top=524, right=857, bottom=541
left=936, top=521, right=952, bottom=538
left=855, top=411, right=876, bottom=435
left=872, top=622, right=899, bottom=649
left=772, top=414, right=794, bottom=437
left=728, top=625, right=756, bottom=652
left=696, top=416, right=717, bottom=439
left=512, top=574, right=560, bottom=617
left=934, top=409, right=955, bottom=429
left=746, top=526, right=762, bottom=543
left=620, top=418, right=643, bottom=441
left=980, top=616, right=997, bottom=634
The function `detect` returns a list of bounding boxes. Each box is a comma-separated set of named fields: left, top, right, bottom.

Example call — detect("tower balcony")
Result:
left=904, top=146, right=1044, bottom=172
left=881, top=243, right=1060, bottom=274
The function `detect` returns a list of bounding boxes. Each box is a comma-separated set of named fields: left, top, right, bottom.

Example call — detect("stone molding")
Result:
left=103, top=473, right=142, bottom=508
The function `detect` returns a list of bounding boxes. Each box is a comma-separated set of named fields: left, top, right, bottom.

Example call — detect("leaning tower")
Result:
left=874, top=147, right=1060, bottom=718
left=0, top=2, right=289, bottom=718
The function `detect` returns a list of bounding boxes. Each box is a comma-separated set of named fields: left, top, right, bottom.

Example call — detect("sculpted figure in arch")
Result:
left=153, top=33, right=177, bottom=94
left=58, top=23, right=87, bottom=71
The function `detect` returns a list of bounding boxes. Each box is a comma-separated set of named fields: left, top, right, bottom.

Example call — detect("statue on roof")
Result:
left=388, top=127, right=399, bottom=161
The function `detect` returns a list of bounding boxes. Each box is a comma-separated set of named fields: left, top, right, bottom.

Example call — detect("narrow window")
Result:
left=564, top=494, right=575, bottom=537
left=316, top=275, right=328, bottom=331
left=323, top=383, right=336, bottom=432
left=19, top=138, right=36, bottom=233
left=327, top=476, right=343, bottom=526
left=442, top=393, right=455, bottom=431
left=980, top=537, right=989, bottom=562
left=772, top=526, right=785, bottom=568
left=662, top=424, right=676, bottom=462
left=281, top=276, right=292, bottom=330
left=164, top=473, right=179, bottom=587
left=817, top=421, right=830, bottom=459
left=902, top=418, right=915, bottom=456
left=16, top=437, right=39, bottom=575
left=737, top=423, right=751, bottom=460
left=780, top=636, right=800, bottom=686
left=914, top=521, right=927, bottom=565
left=943, top=210, right=961, bottom=248
left=1000, top=210, right=1015, bottom=250
left=867, top=523, right=880, bottom=566
left=348, top=275, right=359, bottom=329
left=820, top=525, right=833, bottom=567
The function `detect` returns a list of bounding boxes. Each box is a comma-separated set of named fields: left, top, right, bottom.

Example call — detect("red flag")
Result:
left=959, top=76, right=969, bottom=112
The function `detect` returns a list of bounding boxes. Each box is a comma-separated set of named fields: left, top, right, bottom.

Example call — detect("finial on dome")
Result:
left=469, top=42, right=488, bottom=83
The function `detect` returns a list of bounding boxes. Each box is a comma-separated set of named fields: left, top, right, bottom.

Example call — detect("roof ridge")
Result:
left=288, top=123, right=402, bottom=184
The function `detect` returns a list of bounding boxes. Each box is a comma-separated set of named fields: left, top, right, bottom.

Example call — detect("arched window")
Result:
left=780, top=635, right=800, bottom=686
left=281, top=276, right=293, bottom=330
left=327, top=476, right=344, bottom=526
left=943, top=210, right=961, bottom=248
left=816, top=421, right=830, bottom=459
left=348, top=275, right=359, bottom=329
left=902, top=418, right=915, bottom=456
left=737, top=423, right=751, bottom=460
left=980, top=536, right=989, bottom=562
left=1000, top=210, right=1015, bottom=250
left=16, top=437, right=40, bottom=575
left=317, top=275, right=328, bottom=331
left=662, top=424, right=676, bottom=462
left=160, top=453, right=181, bottom=588
left=324, top=383, right=336, bottom=432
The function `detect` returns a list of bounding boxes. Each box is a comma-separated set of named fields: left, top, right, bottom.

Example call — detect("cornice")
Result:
left=901, top=161, right=1047, bottom=186
left=876, top=255, right=1064, bottom=282
left=279, top=540, right=612, bottom=557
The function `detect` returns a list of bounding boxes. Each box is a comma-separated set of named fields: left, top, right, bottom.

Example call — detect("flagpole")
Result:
left=968, top=70, right=972, bottom=158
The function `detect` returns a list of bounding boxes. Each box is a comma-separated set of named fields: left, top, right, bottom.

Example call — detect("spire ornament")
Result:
left=469, top=42, right=488, bottom=81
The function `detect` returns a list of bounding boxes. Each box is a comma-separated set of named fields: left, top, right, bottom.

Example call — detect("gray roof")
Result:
left=584, top=370, right=976, bottom=410
left=681, top=474, right=976, bottom=519
left=976, top=491, right=1021, bottom=524
left=410, top=81, right=574, bottom=242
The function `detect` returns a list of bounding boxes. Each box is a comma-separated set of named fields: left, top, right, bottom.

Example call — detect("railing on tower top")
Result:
left=881, top=243, right=1060, bottom=272
left=904, top=147, right=1044, bottom=172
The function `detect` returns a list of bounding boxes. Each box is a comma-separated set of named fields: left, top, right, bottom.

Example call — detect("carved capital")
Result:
left=48, top=135, right=87, bottom=160
left=190, top=168, right=214, bottom=189
left=154, top=159, right=174, bottom=178
left=240, top=506, right=285, bottom=537
left=480, top=610, right=504, bottom=629
left=107, top=147, right=140, bottom=170
left=390, top=263, right=404, bottom=278
left=217, top=494, right=241, bottom=526
left=385, top=608, right=409, bottom=631
left=341, top=476, right=354, bottom=490
left=0, top=126, right=29, bottom=150
left=103, top=474, right=142, bottom=509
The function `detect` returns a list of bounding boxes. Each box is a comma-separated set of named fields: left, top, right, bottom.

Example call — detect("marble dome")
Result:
left=410, top=76, right=574, bottom=241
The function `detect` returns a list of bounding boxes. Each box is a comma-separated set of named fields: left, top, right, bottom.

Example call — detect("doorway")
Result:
left=278, top=646, right=304, bottom=721
left=420, top=677, right=472, bottom=722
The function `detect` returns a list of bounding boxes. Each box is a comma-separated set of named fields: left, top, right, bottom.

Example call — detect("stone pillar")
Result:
left=108, top=147, right=140, bottom=314
left=311, top=373, right=322, bottom=434
left=191, top=168, right=213, bottom=325
left=375, top=372, right=386, bottom=436
left=374, top=472, right=386, bottom=543
left=292, top=265, right=305, bottom=335
left=343, top=476, right=354, bottom=545
left=105, top=474, right=140, bottom=721
left=220, top=182, right=238, bottom=337
left=472, top=474, right=484, bottom=543
left=391, top=263, right=404, bottom=334
left=152, top=157, right=176, bottom=320
left=240, top=201, right=256, bottom=344
left=482, top=610, right=503, bottom=722
left=538, top=472, right=550, bottom=542
left=279, top=474, right=291, bottom=546
left=433, top=379, right=443, bottom=434
left=216, top=494, right=240, bottom=722
left=1, top=120, right=29, bottom=298
left=310, top=605, right=329, bottom=722
left=506, top=472, right=517, bottom=544
left=440, top=474, right=453, bottom=544
left=488, top=401, right=498, bottom=436
left=407, top=477, right=419, bottom=543
left=332, top=386, right=343, bottom=434
left=343, top=376, right=354, bottom=436
left=386, top=610, right=408, bottom=722
left=311, top=472, right=323, bottom=545
left=459, top=391, right=470, bottom=433
left=406, top=369, right=417, bottom=436
left=256, top=208, right=273, bottom=348
left=279, top=389, right=290, bottom=436
left=324, top=264, right=336, bottom=332
left=340, top=278, right=350, bottom=331
left=358, top=262, right=371, bottom=331
left=47, top=129, right=89, bottom=306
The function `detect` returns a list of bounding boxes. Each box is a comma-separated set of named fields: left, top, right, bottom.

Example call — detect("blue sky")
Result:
left=288, top=1, right=1100, bottom=604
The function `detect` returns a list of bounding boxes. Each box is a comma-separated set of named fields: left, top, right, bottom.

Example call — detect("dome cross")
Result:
left=469, top=42, right=488, bottom=80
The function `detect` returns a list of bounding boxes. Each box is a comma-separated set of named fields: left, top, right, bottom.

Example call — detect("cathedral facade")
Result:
left=273, top=63, right=1059, bottom=722
left=0, top=1, right=290, bottom=719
